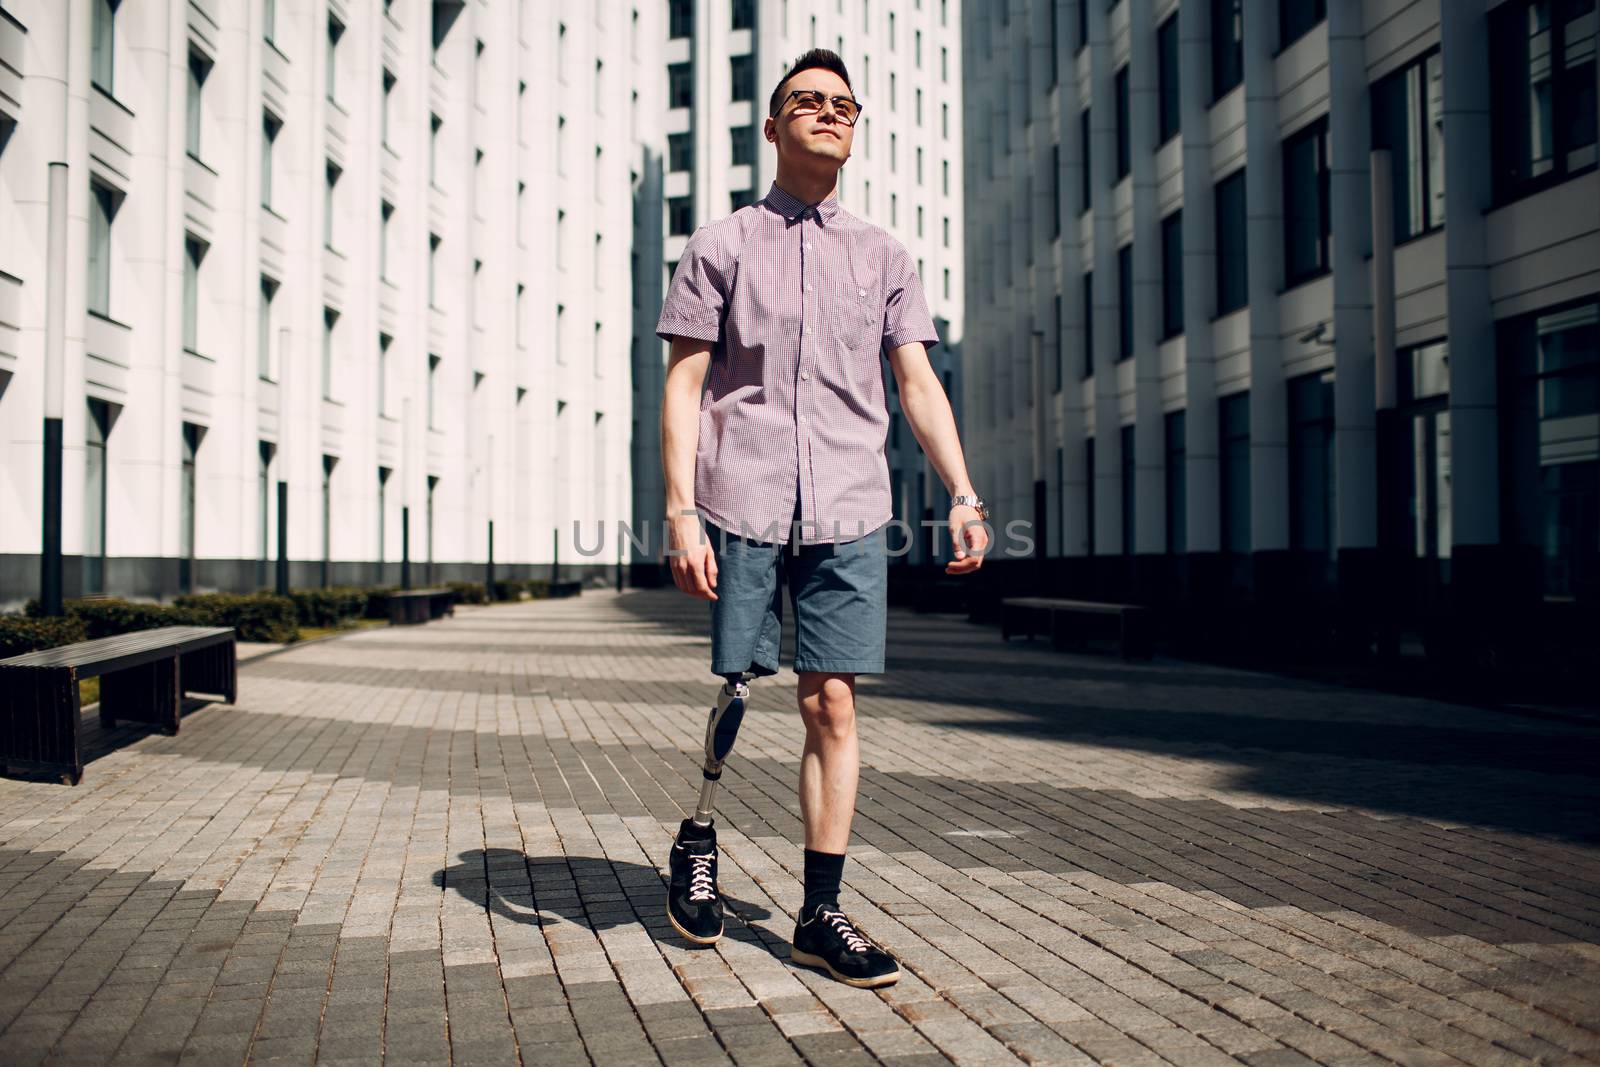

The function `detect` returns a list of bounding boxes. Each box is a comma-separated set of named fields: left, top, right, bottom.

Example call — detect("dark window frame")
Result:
left=1283, top=116, right=1331, bottom=289
left=1157, top=15, right=1181, bottom=146
left=1161, top=210, right=1184, bottom=340
left=1214, top=168, right=1248, bottom=316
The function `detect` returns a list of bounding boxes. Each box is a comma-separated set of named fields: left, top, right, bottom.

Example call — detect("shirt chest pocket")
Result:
left=825, top=271, right=883, bottom=355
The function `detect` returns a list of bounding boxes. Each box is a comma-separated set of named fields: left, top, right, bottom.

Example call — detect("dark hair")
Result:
left=768, top=48, right=854, bottom=118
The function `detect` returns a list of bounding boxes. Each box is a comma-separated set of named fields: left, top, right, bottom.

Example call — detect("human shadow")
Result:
left=432, top=848, right=772, bottom=940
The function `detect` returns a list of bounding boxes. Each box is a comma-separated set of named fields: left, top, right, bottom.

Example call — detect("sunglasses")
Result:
left=777, top=89, right=863, bottom=126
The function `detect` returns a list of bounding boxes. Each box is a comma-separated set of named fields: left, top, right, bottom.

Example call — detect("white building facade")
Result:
left=0, top=0, right=660, bottom=604
left=962, top=0, right=1598, bottom=657
left=633, top=0, right=967, bottom=571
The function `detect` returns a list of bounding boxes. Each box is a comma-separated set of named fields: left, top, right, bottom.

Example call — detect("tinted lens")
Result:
left=832, top=97, right=859, bottom=122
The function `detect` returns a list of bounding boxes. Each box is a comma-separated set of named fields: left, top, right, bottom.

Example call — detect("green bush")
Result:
left=174, top=593, right=297, bottom=643
left=523, top=580, right=551, bottom=600
left=363, top=586, right=397, bottom=619
left=287, top=586, right=369, bottom=627
left=0, top=614, right=89, bottom=658
left=445, top=580, right=487, bottom=605
left=26, top=596, right=205, bottom=639
left=491, top=579, right=526, bottom=602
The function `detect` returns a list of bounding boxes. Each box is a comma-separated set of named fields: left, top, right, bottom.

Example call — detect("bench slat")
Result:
left=0, top=627, right=233, bottom=671
left=1002, top=597, right=1144, bottom=614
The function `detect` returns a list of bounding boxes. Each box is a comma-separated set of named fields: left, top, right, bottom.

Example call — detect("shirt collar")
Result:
left=764, top=181, right=841, bottom=225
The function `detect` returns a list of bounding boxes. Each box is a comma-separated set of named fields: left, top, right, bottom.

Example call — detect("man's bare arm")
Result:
left=662, top=337, right=718, bottom=598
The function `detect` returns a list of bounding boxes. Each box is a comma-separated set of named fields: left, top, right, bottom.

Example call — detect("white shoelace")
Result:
left=820, top=909, right=871, bottom=953
left=687, top=852, right=717, bottom=902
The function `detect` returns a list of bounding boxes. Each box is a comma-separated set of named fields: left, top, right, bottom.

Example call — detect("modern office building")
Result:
left=0, top=0, right=660, bottom=605
left=960, top=0, right=1598, bottom=661
left=635, top=0, right=967, bottom=572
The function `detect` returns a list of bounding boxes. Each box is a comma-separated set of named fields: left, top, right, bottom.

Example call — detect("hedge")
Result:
left=174, top=593, right=298, bottom=643
left=27, top=596, right=205, bottom=639
left=0, top=614, right=89, bottom=658
left=444, top=580, right=487, bottom=605
left=287, top=586, right=369, bottom=628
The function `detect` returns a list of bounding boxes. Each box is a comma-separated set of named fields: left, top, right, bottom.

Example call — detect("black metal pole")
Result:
left=1033, top=478, right=1048, bottom=585
left=552, top=528, right=559, bottom=584
left=275, top=480, right=289, bottom=596
left=401, top=505, right=411, bottom=590
left=41, top=416, right=63, bottom=616
left=486, top=520, right=494, bottom=596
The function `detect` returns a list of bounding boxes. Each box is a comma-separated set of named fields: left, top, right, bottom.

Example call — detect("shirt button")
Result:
left=857, top=288, right=866, bottom=296
left=805, top=325, right=812, bottom=334
left=801, top=371, right=810, bottom=380
left=806, top=283, right=814, bottom=292
left=805, top=242, right=812, bottom=250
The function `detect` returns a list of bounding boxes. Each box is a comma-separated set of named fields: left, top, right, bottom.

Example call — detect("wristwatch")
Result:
left=950, top=494, right=989, bottom=521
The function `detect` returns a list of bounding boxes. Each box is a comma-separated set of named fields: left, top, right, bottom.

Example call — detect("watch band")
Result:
left=950, top=494, right=988, bottom=521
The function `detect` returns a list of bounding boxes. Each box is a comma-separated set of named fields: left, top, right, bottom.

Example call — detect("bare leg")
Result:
left=796, top=671, right=859, bottom=853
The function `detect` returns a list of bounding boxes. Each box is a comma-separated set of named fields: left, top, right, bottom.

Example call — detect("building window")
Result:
left=425, top=475, right=438, bottom=581
left=943, top=268, right=950, bottom=300
left=1212, top=0, right=1243, bottom=101
left=1161, top=211, right=1184, bottom=339
left=321, top=307, right=338, bottom=399
left=1289, top=370, right=1335, bottom=561
left=183, top=236, right=205, bottom=354
left=378, top=332, right=392, bottom=415
left=84, top=400, right=112, bottom=595
left=941, top=46, right=948, bottom=83
left=377, top=466, right=390, bottom=569
left=594, top=58, right=603, bottom=113
left=179, top=423, right=202, bottom=592
left=557, top=22, right=568, bottom=82
left=263, top=0, right=275, bottom=44
left=1121, top=425, right=1136, bottom=555
left=943, top=159, right=949, bottom=195
left=1117, top=244, right=1133, bottom=361
left=1165, top=410, right=1186, bottom=553
left=427, top=354, right=441, bottom=427
left=428, top=233, right=441, bottom=305
left=261, top=112, right=280, bottom=207
left=1079, top=107, right=1091, bottom=214
left=326, top=17, right=342, bottom=103
left=259, top=276, right=277, bottom=379
left=732, top=0, right=754, bottom=30
left=515, top=284, right=526, bottom=348
left=1280, top=0, right=1326, bottom=49
left=382, top=70, right=395, bottom=146
left=1499, top=298, right=1599, bottom=599
left=668, top=132, right=691, bottom=172
left=593, top=322, right=603, bottom=378
left=379, top=201, right=394, bottom=281
left=1372, top=49, right=1444, bottom=243
left=1082, top=271, right=1094, bottom=379
left=668, top=63, right=692, bottom=109
left=88, top=182, right=119, bottom=318
left=556, top=303, right=565, bottom=364
left=944, top=215, right=952, bottom=247
left=1490, top=0, right=1597, bottom=203
left=557, top=115, right=568, bottom=174
left=1215, top=168, right=1248, bottom=314
left=1284, top=118, right=1331, bottom=286
left=731, top=189, right=754, bottom=211
left=668, top=197, right=692, bottom=236
left=731, top=55, right=755, bottom=102
left=1219, top=392, right=1251, bottom=555
left=670, top=0, right=692, bottom=39
left=186, top=51, right=209, bottom=160
left=1114, top=66, right=1130, bottom=180
left=92, top=0, right=116, bottom=93
left=731, top=126, right=754, bottom=166
left=1158, top=15, right=1180, bottom=144
left=258, top=442, right=273, bottom=586
left=321, top=456, right=337, bottom=585
left=1397, top=339, right=1451, bottom=564
left=429, top=113, right=442, bottom=185
left=324, top=162, right=341, bottom=250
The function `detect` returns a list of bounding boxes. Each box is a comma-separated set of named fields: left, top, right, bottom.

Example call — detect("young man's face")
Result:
left=765, top=68, right=856, bottom=170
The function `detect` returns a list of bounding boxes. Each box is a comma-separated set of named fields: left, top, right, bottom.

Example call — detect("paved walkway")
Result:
left=1, top=588, right=1598, bottom=1066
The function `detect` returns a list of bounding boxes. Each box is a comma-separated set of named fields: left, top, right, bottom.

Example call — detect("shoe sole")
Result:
left=664, top=889, right=722, bottom=946
left=789, top=948, right=901, bottom=988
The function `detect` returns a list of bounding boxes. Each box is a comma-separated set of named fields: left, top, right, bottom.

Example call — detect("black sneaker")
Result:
left=666, top=819, right=723, bottom=945
left=790, top=905, right=900, bottom=988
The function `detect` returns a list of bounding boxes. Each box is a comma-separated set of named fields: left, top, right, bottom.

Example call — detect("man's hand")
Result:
left=945, top=504, right=989, bottom=575
left=667, top=514, right=719, bottom=600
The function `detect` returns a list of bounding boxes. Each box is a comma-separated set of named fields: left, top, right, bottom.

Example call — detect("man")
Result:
left=655, top=49, right=989, bottom=988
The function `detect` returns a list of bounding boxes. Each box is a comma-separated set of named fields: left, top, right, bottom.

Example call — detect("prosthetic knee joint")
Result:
left=691, top=671, right=755, bottom=828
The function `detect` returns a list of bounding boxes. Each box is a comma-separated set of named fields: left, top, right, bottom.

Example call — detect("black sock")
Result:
left=802, top=849, right=845, bottom=916
left=678, top=817, right=714, bottom=842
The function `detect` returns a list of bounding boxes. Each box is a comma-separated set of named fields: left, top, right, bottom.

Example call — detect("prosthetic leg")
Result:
left=666, top=670, right=755, bottom=945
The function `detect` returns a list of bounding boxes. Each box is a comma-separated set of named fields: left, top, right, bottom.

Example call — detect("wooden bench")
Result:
left=0, top=626, right=237, bottom=784
left=386, top=588, right=457, bottom=625
left=1000, top=597, right=1155, bottom=661
left=546, top=580, right=583, bottom=599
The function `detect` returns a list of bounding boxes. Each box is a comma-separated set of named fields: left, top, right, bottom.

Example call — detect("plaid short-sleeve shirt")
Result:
left=656, top=181, right=940, bottom=546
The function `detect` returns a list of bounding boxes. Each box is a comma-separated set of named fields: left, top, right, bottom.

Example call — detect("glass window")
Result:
left=1371, top=49, right=1445, bottom=242
left=1079, top=108, right=1091, bottom=215
left=1077, top=0, right=1088, bottom=53
left=1491, top=0, right=1598, bottom=202
left=259, top=443, right=273, bottom=585
left=731, top=126, right=754, bottom=166
left=84, top=400, right=111, bottom=595
left=324, top=163, right=340, bottom=249
left=326, top=17, right=342, bottom=103
left=1219, top=392, right=1251, bottom=554
left=1114, top=66, right=1131, bottom=179
left=1117, top=244, right=1133, bottom=361
left=1215, top=168, right=1248, bottom=314
left=730, top=55, right=754, bottom=102
left=1500, top=299, right=1599, bottom=598
left=731, top=189, right=754, bottom=211
left=1121, top=424, right=1136, bottom=555
left=321, top=307, right=337, bottom=399
left=1158, top=16, right=1180, bottom=144
left=1081, top=270, right=1094, bottom=379
left=1289, top=370, right=1335, bottom=556
left=1161, top=211, right=1184, bottom=339
left=186, top=52, right=208, bottom=159
left=382, top=70, right=395, bottom=145
left=1280, top=0, right=1326, bottom=49
left=1283, top=117, right=1331, bottom=285
left=92, top=0, right=115, bottom=93
left=1212, top=0, right=1243, bottom=100
left=669, top=0, right=692, bottom=39
left=668, top=197, right=692, bottom=236
left=1052, top=143, right=1061, bottom=238
left=88, top=182, right=117, bottom=317
left=668, top=132, right=691, bottom=173
left=427, top=354, right=441, bottom=426
left=259, top=276, right=276, bottom=379
left=180, top=423, right=200, bottom=592
left=262, top=113, right=280, bottom=207
left=732, top=0, right=754, bottom=30
left=380, top=201, right=393, bottom=281
left=1165, top=410, right=1187, bottom=553
left=668, top=63, right=692, bottom=109
left=264, top=0, right=275, bottom=43
left=183, top=236, right=204, bottom=353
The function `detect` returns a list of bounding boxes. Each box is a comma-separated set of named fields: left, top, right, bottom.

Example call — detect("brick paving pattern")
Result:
left=1, top=588, right=1597, bottom=1066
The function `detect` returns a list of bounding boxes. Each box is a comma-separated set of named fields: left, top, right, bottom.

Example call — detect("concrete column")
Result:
left=1087, top=0, right=1119, bottom=558
left=1439, top=2, right=1496, bottom=550
left=1242, top=0, right=1287, bottom=555
left=1179, top=0, right=1219, bottom=553
left=1129, top=0, right=1164, bottom=557
left=1327, top=0, right=1376, bottom=554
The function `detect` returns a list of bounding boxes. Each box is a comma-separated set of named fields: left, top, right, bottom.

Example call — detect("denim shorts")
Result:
left=704, top=514, right=889, bottom=678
